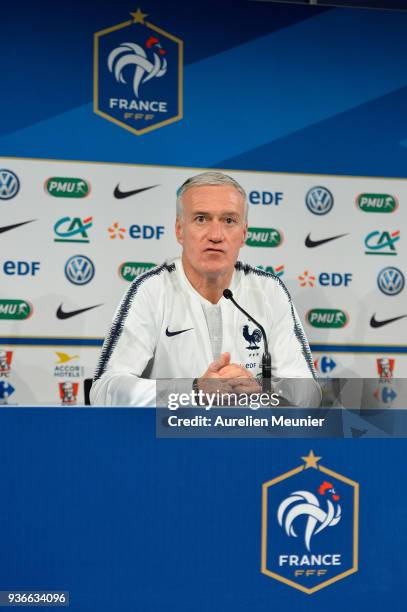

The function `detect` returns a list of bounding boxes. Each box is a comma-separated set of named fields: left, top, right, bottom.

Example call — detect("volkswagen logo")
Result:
left=377, top=267, right=405, bottom=296
left=305, top=186, right=334, bottom=215
left=0, top=169, right=20, bottom=200
left=64, top=255, right=95, bottom=286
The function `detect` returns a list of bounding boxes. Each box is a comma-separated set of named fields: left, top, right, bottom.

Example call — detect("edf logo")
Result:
left=249, top=191, right=283, bottom=206
left=3, top=261, right=40, bottom=276
left=319, top=273, right=352, bottom=287
left=299, top=271, right=352, bottom=288
left=108, top=223, right=165, bottom=240
left=129, top=225, right=164, bottom=239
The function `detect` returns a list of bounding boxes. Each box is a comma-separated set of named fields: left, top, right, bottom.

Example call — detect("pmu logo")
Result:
left=0, top=299, right=32, bottom=320
left=256, top=265, right=285, bottom=277
left=45, top=177, right=90, bottom=198
left=314, top=356, right=337, bottom=374
left=0, top=169, right=20, bottom=200
left=64, top=255, right=95, bottom=286
left=54, top=217, right=93, bottom=243
left=246, top=228, right=283, bottom=248
left=305, top=187, right=334, bottom=215
left=377, top=267, right=405, bottom=296
left=261, top=451, right=358, bottom=594
left=108, top=222, right=165, bottom=240
left=307, top=309, right=348, bottom=328
left=0, top=350, right=13, bottom=376
left=365, top=230, right=400, bottom=255
left=94, top=8, right=183, bottom=136
left=119, top=261, right=156, bottom=281
left=377, top=357, right=395, bottom=380
left=59, top=382, right=79, bottom=405
left=356, top=193, right=398, bottom=213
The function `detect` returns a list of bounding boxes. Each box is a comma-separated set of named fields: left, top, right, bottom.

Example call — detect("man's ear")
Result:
left=175, top=216, right=184, bottom=245
left=241, top=223, right=248, bottom=246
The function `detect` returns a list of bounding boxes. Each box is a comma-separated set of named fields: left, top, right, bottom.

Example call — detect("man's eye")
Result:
left=225, top=217, right=236, bottom=224
left=195, top=215, right=206, bottom=223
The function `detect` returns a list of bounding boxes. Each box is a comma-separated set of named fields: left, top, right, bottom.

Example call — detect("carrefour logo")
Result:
left=314, top=355, right=337, bottom=374
left=246, top=228, right=283, bottom=248
left=119, top=262, right=157, bottom=281
left=364, top=230, right=399, bottom=255
left=356, top=193, right=398, bottom=213
left=306, top=309, right=348, bottom=328
left=45, top=177, right=90, bottom=198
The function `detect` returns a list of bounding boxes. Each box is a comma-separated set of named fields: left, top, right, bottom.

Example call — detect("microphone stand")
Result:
left=223, top=289, right=272, bottom=393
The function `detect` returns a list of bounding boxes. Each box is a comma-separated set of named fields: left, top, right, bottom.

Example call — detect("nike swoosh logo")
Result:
left=57, top=303, right=103, bottom=320
left=166, top=326, right=193, bottom=337
left=370, top=313, right=407, bottom=328
left=305, top=233, right=349, bottom=248
left=114, top=185, right=158, bottom=199
left=0, top=220, right=36, bottom=234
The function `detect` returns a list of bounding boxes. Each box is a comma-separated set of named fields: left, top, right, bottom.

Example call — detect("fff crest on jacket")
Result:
left=94, top=8, right=183, bottom=135
left=261, top=451, right=359, bottom=594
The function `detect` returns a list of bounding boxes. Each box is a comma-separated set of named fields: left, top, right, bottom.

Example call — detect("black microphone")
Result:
left=223, top=288, right=272, bottom=392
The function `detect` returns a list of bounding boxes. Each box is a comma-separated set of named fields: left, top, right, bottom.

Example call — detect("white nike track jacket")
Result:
left=90, top=258, right=318, bottom=406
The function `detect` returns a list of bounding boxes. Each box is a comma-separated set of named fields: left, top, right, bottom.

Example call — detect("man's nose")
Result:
left=208, top=220, right=224, bottom=242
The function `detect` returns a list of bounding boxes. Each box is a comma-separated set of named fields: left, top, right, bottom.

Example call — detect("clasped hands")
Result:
left=197, top=351, right=261, bottom=398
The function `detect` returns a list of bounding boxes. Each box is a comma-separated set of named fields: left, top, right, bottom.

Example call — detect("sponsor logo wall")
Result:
left=0, top=157, right=406, bottom=404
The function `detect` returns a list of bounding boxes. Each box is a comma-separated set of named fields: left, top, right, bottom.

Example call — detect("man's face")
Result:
left=175, top=185, right=247, bottom=279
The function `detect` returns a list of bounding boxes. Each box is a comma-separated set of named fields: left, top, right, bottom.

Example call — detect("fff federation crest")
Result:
left=94, top=8, right=183, bottom=135
left=261, top=451, right=359, bottom=594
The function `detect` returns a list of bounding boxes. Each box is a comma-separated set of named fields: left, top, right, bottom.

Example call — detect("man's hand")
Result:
left=229, top=377, right=262, bottom=395
left=199, top=352, right=252, bottom=382
left=200, top=352, right=232, bottom=379
left=197, top=353, right=259, bottom=397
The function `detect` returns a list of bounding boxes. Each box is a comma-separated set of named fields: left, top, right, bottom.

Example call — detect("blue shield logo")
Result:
left=94, top=9, right=183, bottom=135
left=0, top=169, right=20, bottom=200
left=377, top=267, right=405, bottom=296
left=261, top=451, right=359, bottom=594
left=305, top=187, right=334, bottom=215
left=65, top=255, right=95, bottom=286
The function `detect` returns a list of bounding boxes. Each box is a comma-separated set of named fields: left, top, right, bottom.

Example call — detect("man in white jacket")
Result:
left=90, top=171, right=318, bottom=406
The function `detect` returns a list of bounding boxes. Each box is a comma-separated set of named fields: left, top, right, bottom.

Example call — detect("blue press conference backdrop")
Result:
left=2, top=0, right=407, bottom=177
left=0, top=411, right=406, bottom=611
left=2, top=1, right=407, bottom=609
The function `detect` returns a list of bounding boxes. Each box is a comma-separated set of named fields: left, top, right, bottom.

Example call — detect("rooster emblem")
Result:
left=242, top=324, right=262, bottom=349
left=277, top=482, right=341, bottom=551
left=108, top=37, right=167, bottom=98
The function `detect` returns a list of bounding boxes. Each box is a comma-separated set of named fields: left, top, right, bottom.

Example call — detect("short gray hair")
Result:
left=176, top=171, right=248, bottom=221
